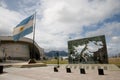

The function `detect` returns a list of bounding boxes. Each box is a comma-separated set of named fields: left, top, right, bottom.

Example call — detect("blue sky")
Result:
left=0, top=0, right=120, bottom=56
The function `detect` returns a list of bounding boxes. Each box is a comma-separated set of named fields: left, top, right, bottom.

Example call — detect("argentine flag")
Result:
left=13, top=14, right=34, bottom=41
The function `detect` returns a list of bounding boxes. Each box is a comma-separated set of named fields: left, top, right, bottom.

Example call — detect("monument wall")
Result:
left=68, top=35, right=108, bottom=64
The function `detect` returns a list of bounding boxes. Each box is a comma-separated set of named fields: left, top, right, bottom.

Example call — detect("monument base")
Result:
left=65, top=64, right=120, bottom=71
left=28, top=59, right=37, bottom=64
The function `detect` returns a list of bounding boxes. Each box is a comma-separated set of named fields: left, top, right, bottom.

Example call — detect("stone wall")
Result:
left=0, top=43, right=30, bottom=60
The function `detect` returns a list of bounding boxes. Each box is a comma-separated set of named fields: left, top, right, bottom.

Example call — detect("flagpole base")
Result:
left=28, top=58, right=37, bottom=64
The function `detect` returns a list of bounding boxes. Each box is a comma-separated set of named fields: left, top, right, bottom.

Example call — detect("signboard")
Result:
left=68, top=35, right=108, bottom=64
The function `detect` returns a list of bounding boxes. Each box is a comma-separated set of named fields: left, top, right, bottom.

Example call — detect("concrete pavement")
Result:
left=0, top=64, right=120, bottom=80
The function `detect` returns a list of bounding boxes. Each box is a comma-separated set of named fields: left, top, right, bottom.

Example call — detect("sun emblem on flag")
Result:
left=20, top=27, right=24, bottom=32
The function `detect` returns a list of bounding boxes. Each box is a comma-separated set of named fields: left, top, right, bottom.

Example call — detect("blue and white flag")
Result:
left=13, top=14, right=34, bottom=41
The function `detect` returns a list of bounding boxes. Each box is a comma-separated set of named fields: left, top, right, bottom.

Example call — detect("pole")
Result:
left=57, top=51, right=60, bottom=68
left=28, top=12, right=37, bottom=64
left=32, top=12, right=36, bottom=59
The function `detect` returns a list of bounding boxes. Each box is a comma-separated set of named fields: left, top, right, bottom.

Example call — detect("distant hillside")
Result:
left=45, top=51, right=68, bottom=57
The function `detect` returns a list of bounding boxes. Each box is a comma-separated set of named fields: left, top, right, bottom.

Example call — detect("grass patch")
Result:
left=38, top=59, right=68, bottom=64
left=109, top=58, right=120, bottom=67
left=37, top=58, right=120, bottom=68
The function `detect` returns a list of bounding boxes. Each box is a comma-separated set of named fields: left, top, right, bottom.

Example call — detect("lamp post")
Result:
left=56, top=51, right=60, bottom=68
left=2, top=47, right=7, bottom=62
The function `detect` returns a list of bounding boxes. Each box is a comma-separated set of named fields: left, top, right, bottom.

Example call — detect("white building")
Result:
left=0, top=36, right=44, bottom=60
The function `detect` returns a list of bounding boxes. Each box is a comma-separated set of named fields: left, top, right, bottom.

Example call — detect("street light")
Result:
left=56, top=51, right=60, bottom=68
left=2, top=47, right=7, bottom=62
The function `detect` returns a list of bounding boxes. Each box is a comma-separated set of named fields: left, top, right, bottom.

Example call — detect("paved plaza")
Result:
left=0, top=64, right=120, bottom=80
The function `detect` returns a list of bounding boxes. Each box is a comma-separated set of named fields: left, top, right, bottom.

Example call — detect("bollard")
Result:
left=80, top=68, right=86, bottom=74
left=0, top=66, right=3, bottom=74
left=98, top=69, right=104, bottom=75
left=66, top=68, right=71, bottom=73
left=54, top=67, right=58, bottom=72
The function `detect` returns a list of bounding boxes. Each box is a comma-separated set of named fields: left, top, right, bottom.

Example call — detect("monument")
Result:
left=68, top=35, right=108, bottom=64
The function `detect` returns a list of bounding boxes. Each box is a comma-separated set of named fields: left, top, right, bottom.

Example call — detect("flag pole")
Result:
left=28, top=12, right=37, bottom=64
left=33, top=12, right=36, bottom=58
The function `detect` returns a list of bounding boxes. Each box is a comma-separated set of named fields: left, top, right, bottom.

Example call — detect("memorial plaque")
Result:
left=91, top=66, right=95, bottom=70
left=79, top=66, right=82, bottom=69
left=98, top=66, right=101, bottom=69
left=74, top=65, right=77, bottom=69
left=0, top=66, right=3, bottom=74
left=54, top=67, right=58, bottom=72
left=104, top=66, right=107, bottom=70
left=66, top=68, right=71, bottom=73
left=86, top=66, right=89, bottom=70
left=80, top=68, right=86, bottom=74
left=98, top=69, right=104, bottom=75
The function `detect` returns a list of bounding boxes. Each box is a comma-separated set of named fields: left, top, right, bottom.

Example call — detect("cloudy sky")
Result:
left=0, top=0, right=120, bottom=56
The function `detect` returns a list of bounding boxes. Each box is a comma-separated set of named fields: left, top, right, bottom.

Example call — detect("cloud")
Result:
left=85, top=22, right=120, bottom=55
left=85, top=22, right=120, bottom=37
left=0, top=0, right=120, bottom=53
left=17, top=0, right=41, bottom=15
left=35, top=0, right=120, bottom=51
left=39, top=0, right=120, bottom=36
left=0, top=7, right=22, bottom=36
left=111, top=36, right=120, bottom=43
left=0, top=0, right=7, bottom=8
left=59, top=0, right=120, bottom=26
left=109, top=36, right=120, bottom=53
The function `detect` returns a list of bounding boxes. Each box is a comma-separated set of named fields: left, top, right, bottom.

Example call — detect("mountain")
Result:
left=45, top=51, right=68, bottom=57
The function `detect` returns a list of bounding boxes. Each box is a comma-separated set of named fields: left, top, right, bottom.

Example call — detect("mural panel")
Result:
left=68, top=35, right=108, bottom=64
